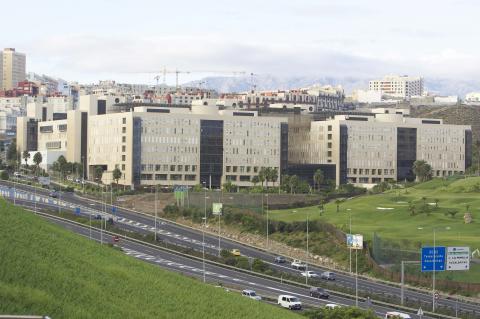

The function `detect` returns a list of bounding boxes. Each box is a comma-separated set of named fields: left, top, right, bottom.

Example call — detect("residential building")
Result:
left=465, top=92, right=480, bottom=104
left=1, top=48, right=26, bottom=91
left=369, top=75, right=424, bottom=99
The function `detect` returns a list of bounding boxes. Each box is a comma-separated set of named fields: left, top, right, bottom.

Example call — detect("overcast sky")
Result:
left=1, top=0, right=478, bottom=84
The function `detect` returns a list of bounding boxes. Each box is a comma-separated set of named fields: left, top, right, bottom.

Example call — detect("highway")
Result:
left=1, top=180, right=479, bottom=318
left=37, top=210, right=433, bottom=319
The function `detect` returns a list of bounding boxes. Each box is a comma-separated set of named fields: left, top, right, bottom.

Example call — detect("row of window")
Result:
left=225, top=166, right=278, bottom=173
left=140, top=174, right=197, bottom=181
left=141, top=164, right=198, bottom=172
left=226, top=175, right=255, bottom=182
left=348, top=168, right=395, bottom=176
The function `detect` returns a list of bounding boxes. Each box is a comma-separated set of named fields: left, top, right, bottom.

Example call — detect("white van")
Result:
left=385, top=311, right=411, bottom=319
left=278, top=295, right=302, bottom=310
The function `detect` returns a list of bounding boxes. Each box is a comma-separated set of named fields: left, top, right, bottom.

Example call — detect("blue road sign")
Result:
left=421, top=246, right=446, bottom=272
left=75, top=207, right=80, bottom=215
left=111, top=206, right=117, bottom=213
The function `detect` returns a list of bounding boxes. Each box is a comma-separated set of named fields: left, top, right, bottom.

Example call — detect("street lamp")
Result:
left=428, top=225, right=450, bottom=313
left=347, top=208, right=352, bottom=274
left=202, top=181, right=208, bottom=283
left=305, top=210, right=309, bottom=285
left=266, top=193, right=269, bottom=251
left=154, top=184, right=158, bottom=242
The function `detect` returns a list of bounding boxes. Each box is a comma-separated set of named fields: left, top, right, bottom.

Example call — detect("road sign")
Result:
left=212, top=203, right=223, bottom=215
left=111, top=206, right=117, bottom=214
left=417, top=307, right=424, bottom=317
left=447, top=246, right=470, bottom=271
left=421, top=246, right=446, bottom=272
left=346, top=234, right=363, bottom=249
left=75, top=207, right=80, bottom=215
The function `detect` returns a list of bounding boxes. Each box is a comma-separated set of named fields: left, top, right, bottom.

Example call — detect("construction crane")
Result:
left=154, top=68, right=246, bottom=91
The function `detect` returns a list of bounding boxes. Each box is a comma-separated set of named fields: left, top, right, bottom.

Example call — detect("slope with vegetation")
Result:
left=0, top=199, right=301, bottom=319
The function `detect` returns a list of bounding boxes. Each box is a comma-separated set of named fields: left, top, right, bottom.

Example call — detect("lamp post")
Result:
left=154, top=184, right=157, bottom=242
left=429, top=225, right=450, bottom=313
left=305, top=211, right=309, bottom=285
left=202, top=181, right=208, bottom=283
left=266, top=193, right=269, bottom=251
left=347, top=208, right=352, bottom=273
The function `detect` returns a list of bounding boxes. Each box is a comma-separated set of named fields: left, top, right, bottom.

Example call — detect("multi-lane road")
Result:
left=1, top=180, right=479, bottom=318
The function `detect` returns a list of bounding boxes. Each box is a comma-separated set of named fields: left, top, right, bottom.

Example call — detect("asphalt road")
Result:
left=2, top=180, right=479, bottom=318
left=38, top=211, right=436, bottom=319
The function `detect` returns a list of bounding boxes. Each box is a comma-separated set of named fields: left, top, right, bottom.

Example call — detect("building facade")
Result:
left=369, top=75, right=424, bottom=99
left=294, top=110, right=472, bottom=186
left=1, top=48, right=26, bottom=91
left=87, top=105, right=288, bottom=188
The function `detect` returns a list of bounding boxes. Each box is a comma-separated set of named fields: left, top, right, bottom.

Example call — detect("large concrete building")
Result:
left=290, top=108, right=472, bottom=186
left=369, top=75, right=424, bottom=99
left=1, top=48, right=26, bottom=91
left=87, top=105, right=288, bottom=188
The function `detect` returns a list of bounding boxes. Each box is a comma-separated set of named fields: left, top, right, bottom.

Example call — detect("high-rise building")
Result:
left=368, top=75, right=423, bottom=99
left=1, top=48, right=26, bottom=91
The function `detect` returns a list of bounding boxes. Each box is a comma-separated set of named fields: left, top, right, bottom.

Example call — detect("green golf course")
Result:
left=270, top=176, right=480, bottom=283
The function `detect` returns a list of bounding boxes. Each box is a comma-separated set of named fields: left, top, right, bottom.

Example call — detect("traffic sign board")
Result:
left=446, top=246, right=470, bottom=271
left=417, top=307, right=424, bottom=317
left=75, top=207, right=80, bottom=215
left=111, top=206, right=117, bottom=213
left=421, top=246, right=446, bottom=272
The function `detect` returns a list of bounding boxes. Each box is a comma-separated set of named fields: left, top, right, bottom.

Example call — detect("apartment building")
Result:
left=1, top=48, right=26, bottom=91
left=87, top=105, right=288, bottom=188
left=294, top=109, right=472, bottom=186
left=369, top=75, right=424, bottom=99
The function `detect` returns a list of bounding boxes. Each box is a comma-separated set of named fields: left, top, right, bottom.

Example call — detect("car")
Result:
left=291, top=259, right=306, bottom=270
left=230, top=249, right=241, bottom=256
left=325, top=303, right=341, bottom=309
left=274, top=256, right=286, bottom=263
left=385, top=312, right=411, bottom=319
left=309, top=287, right=329, bottom=299
left=242, top=289, right=261, bottom=301
left=13, top=172, right=21, bottom=178
left=48, top=191, right=58, bottom=198
left=301, top=271, right=319, bottom=278
left=321, top=271, right=336, bottom=280
left=113, top=235, right=120, bottom=243
left=278, top=295, right=302, bottom=310
left=94, top=214, right=103, bottom=220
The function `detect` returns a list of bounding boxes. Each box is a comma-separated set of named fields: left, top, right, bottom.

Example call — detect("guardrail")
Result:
left=32, top=209, right=459, bottom=319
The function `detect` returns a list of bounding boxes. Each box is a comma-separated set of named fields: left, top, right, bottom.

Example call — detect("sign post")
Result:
left=421, top=246, right=446, bottom=272
left=212, top=203, right=223, bottom=256
left=446, top=247, right=470, bottom=271
left=346, top=234, right=363, bottom=307
left=417, top=307, right=424, bottom=319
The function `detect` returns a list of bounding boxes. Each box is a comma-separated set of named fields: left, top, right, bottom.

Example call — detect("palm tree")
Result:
left=412, top=160, right=432, bottom=182
left=434, top=198, right=439, bottom=209
left=33, top=152, right=43, bottom=173
left=22, top=150, right=30, bottom=168
left=252, top=175, right=260, bottom=187
left=258, top=168, right=266, bottom=189
left=313, top=169, right=324, bottom=192
left=408, top=201, right=416, bottom=216
left=112, top=167, right=122, bottom=185
left=334, top=199, right=343, bottom=213
left=270, top=168, right=278, bottom=188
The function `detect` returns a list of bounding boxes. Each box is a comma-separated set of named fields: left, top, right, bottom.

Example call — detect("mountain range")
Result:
left=185, top=75, right=480, bottom=97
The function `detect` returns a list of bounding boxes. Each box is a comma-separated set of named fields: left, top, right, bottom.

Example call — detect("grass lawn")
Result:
left=270, top=176, right=480, bottom=283
left=0, top=199, right=301, bottom=319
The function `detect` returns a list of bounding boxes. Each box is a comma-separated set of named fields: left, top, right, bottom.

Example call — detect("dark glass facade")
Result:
left=132, top=118, right=142, bottom=184
left=81, top=112, right=88, bottom=178
left=97, top=100, right=106, bottom=115
left=280, top=123, right=289, bottom=174
left=339, top=125, right=348, bottom=184
left=397, top=127, right=417, bottom=181
left=465, top=129, right=472, bottom=169
left=26, top=119, right=38, bottom=151
left=286, top=164, right=336, bottom=186
left=200, top=120, right=224, bottom=188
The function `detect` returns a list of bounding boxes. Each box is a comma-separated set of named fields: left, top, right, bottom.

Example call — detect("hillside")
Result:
left=411, top=104, right=480, bottom=142
left=0, top=199, right=301, bottom=319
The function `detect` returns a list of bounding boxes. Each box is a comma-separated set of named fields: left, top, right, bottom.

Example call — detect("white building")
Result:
left=1, top=48, right=26, bottom=91
left=465, top=92, right=480, bottom=104
left=369, top=75, right=424, bottom=99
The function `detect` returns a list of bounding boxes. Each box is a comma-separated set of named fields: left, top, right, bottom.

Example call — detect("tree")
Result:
left=258, top=168, right=266, bottom=189
left=251, top=175, right=260, bottom=186
left=313, top=169, right=324, bottom=192
left=6, top=140, right=17, bottom=167
left=33, top=152, right=43, bottom=170
left=408, top=201, right=416, bottom=216
left=112, top=167, right=122, bottom=185
left=270, top=167, right=278, bottom=188
left=288, top=175, right=299, bottom=194
left=412, top=160, right=432, bottom=182
left=94, top=166, right=104, bottom=182
left=334, top=199, right=343, bottom=213
left=22, top=150, right=30, bottom=167
left=434, top=198, right=439, bottom=209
